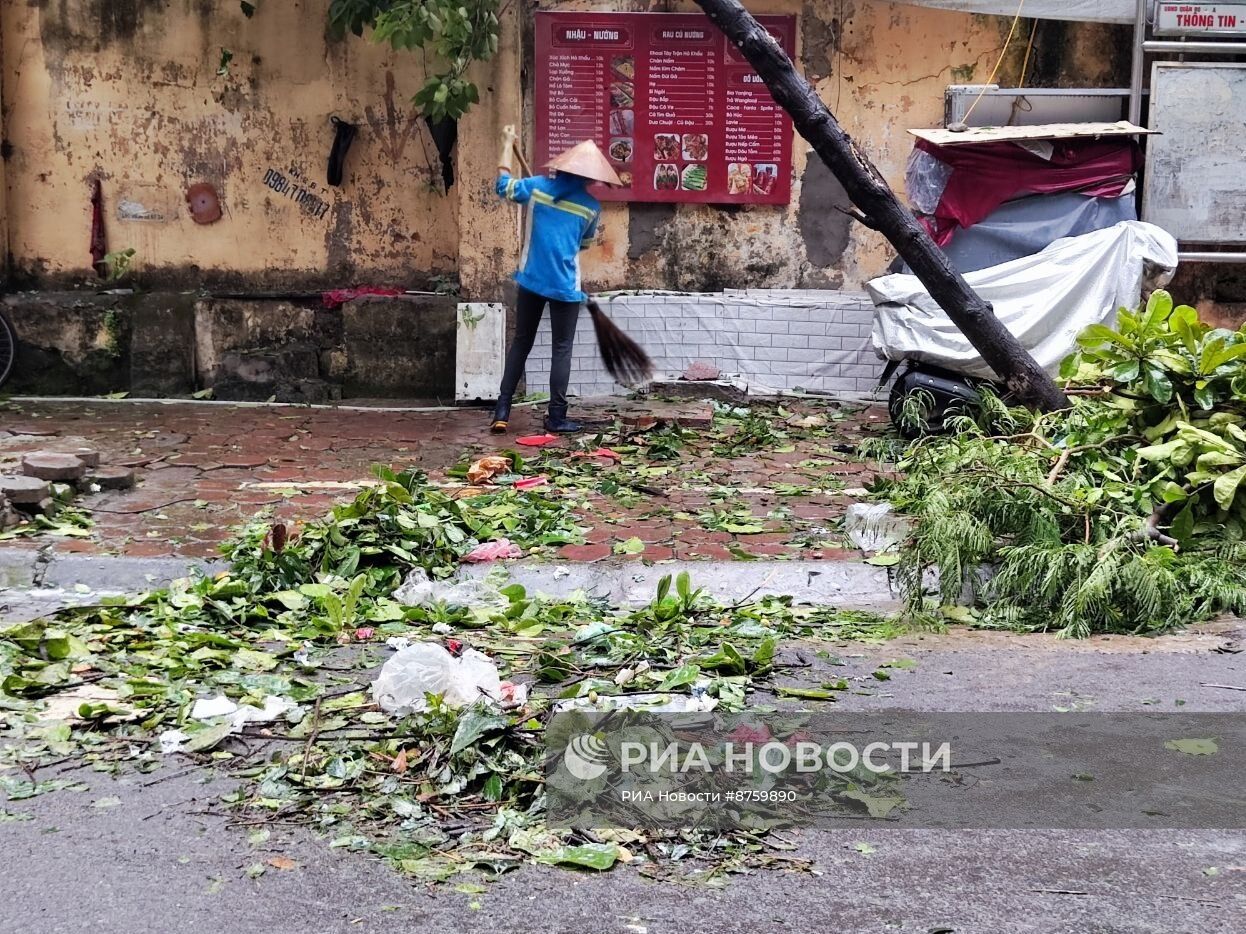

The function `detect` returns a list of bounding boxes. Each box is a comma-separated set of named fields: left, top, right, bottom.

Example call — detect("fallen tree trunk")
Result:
left=693, top=0, right=1069, bottom=412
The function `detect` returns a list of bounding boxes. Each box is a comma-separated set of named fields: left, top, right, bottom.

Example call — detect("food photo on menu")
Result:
left=609, top=80, right=634, bottom=108
left=654, top=134, right=680, bottom=161
left=609, top=108, right=634, bottom=137
left=609, top=138, right=633, bottom=164
left=611, top=55, right=634, bottom=81
left=681, top=163, right=708, bottom=192
left=728, top=162, right=751, bottom=195
left=682, top=133, right=708, bottom=162
left=752, top=163, right=778, bottom=196
left=654, top=163, right=679, bottom=191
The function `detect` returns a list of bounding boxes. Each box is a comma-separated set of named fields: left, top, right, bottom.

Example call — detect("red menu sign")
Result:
left=535, top=11, right=796, bottom=205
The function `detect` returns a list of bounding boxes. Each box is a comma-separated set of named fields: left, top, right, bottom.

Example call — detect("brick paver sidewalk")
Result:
left=0, top=397, right=890, bottom=562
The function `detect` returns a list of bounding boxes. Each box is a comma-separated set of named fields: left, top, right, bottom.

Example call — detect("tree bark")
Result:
left=693, top=0, right=1069, bottom=412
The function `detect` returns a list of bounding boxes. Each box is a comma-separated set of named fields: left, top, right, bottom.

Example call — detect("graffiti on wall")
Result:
left=262, top=164, right=334, bottom=220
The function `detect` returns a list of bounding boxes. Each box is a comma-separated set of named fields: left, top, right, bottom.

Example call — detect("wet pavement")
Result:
left=3, top=616, right=1244, bottom=934
left=0, top=397, right=884, bottom=562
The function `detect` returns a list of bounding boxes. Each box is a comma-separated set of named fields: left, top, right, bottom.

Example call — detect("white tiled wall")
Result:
left=523, top=289, right=883, bottom=398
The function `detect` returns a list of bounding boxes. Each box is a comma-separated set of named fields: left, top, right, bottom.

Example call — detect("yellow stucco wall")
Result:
left=0, top=1, right=1120, bottom=297
left=1, top=0, right=458, bottom=288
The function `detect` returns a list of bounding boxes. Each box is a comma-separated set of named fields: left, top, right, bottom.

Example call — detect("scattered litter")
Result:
left=36, top=684, right=125, bottom=723
left=371, top=642, right=502, bottom=715
left=516, top=434, right=559, bottom=447
left=499, top=681, right=530, bottom=706
left=514, top=475, right=550, bottom=491
left=788, top=413, right=828, bottom=429
left=844, top=503, right=913, bottom=552
left=555, top=691, right=717, bottom=713
left=682, top=360, right=721, bottom=381
left=570, top=447, right=622, bottom=463
left=463, top=539, right=524, bottom=562
left=467, top=455, right=512, bottom=485
left=393, top=567, right=508, bottom=609
left=189, top=694, right=297, bottom=732
left=190, top=696, right=238, bottom=720
left=158, top=730, right=190, bottom=754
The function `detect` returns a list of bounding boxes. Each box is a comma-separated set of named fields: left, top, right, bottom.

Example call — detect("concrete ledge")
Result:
left=38, top=554, right=226, bottom=592
left=0, top=548, right=40, bottom=589
left=4, top=551, right=898, bottom=610
left=462, top=559, right=900, bottom=610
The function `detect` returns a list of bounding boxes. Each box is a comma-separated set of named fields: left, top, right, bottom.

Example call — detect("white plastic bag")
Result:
left=371, top=642, right=502, bottom=715
left=393, top=568, right=508, bottom=610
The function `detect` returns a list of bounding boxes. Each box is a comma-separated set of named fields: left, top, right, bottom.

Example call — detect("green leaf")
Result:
left=655, top=663, right=700, bottom=691
left=182, top=721, right=235, bottom=753
left=1213, top=464, right=1246, bottom=510
left=1164, top=737, right=1218, bottom=756
left=1170, top=501, right=1195, bottom=545
left=840, top=787, right=904, bottom=818
left=449, top=707, right=510, bottom=756
left=864, top=554, right=900, bottom=567
left=698, top=643, right=748, bottom=676
left=534, top=843, right=619, bottom=871
left=1112, top=359, right=1140, bottom=383
left=1144, top=367, right=1173, bottom=404
left=614, top=537, right=645, bottom=555
left=234, top=648, right=279, bottom=672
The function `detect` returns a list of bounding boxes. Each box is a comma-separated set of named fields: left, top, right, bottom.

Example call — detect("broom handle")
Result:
left=513, top=144, right=532, bottom=177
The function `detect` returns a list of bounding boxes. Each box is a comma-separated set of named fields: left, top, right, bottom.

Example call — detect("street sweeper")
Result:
left=491, top=126, right=652, bottom=434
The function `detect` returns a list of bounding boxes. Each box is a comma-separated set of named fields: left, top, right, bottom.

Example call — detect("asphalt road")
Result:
left=3, top=595, right=1245, bottom=933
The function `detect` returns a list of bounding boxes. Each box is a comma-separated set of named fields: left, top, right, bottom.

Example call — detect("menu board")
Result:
left=535, top=11, right=796, bottom=205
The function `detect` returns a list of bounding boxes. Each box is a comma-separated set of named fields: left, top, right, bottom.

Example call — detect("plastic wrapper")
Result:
left=371, top=642, right=502, bottom=715
left=393, top=568, right=508, bottom=609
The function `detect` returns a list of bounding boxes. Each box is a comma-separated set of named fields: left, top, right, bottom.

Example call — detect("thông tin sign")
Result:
left=1155, top=2, right=1246, bottom=35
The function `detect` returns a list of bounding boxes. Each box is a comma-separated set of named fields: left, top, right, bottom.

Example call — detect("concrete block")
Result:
left=2, top=292, right=131, bottom=395
left=342, top=295, right=457, bottom=398
left=22, top=453, right=87, bottom=482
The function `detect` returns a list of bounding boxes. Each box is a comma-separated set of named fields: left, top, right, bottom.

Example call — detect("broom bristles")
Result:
left=587, top=299, right=654, bottom=387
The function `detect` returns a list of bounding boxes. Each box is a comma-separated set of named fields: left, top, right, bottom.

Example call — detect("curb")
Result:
left=461, top=559, right=900, bottom=610
left=1, top=549, right=900, bottom=610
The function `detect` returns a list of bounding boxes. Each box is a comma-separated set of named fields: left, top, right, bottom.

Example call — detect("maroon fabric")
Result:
left=916, top=138, right=1144, bottom=246
left=321, top=286, right=404, bottom=309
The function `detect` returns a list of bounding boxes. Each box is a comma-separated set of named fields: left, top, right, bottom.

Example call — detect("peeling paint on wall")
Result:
left=4, top=0, right=456, bottom=288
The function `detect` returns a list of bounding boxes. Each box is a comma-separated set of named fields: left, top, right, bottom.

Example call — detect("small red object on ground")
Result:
left=463, top=539, right=523, bottom=562
left=514, top=475, right=550, bottom=491
left=516, top=434, right=559, bottom=447
left=570, top=447, right=622, bottom=462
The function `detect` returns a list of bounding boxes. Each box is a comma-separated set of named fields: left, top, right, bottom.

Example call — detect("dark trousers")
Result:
left=498, top=285, right=581, bottom=409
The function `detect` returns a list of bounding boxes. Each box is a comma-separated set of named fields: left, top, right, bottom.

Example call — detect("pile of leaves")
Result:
left=1, top=466, right=896, bottom=886
left=879, top=291, right=1246, bottom=637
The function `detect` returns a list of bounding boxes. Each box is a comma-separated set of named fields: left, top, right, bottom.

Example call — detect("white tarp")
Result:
left=868, top=221, right=1179, bottom=379
left=896, top=1, right=1135, bottom=24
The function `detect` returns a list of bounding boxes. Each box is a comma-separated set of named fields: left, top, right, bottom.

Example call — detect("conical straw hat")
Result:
left=546, top=140, right=623, bottom=186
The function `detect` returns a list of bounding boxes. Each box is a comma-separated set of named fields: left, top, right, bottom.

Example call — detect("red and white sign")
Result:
left=535, top=11, right=796, bottom=205
left=1155, top=3, right=1246, bottom=35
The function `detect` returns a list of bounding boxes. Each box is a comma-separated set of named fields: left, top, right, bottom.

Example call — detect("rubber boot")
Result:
left=490, top=396, right=512, bottom=434
left=544, top=404, right=582, bottom=434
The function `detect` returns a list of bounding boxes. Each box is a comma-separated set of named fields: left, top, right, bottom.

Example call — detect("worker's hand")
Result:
left=501, top=124, right=518, bottom=145
left=498, top=125, right=517, bottom=175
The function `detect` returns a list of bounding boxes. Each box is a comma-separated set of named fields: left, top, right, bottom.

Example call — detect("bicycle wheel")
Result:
left=0, top=309, right=14, bottom=389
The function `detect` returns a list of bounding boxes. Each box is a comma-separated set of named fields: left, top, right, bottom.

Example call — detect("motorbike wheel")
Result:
left=0, top=309, right=15, bottom=389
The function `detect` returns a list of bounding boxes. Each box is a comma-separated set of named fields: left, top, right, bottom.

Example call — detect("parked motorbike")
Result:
left=868, top=220, right=1179, bottom=436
